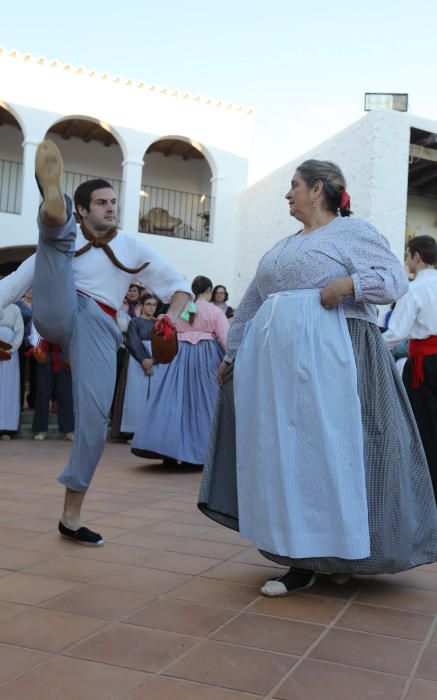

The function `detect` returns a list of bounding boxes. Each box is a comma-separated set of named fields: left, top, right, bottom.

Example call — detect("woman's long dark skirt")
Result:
left=198, top=319, right=437, bottom=574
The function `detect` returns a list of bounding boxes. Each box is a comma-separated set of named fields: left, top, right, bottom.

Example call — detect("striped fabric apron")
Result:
left=234, top=289, right=370, bottom=559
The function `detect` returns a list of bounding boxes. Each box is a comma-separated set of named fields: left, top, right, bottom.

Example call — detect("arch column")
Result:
left=120, top=158, right=144, bottom=234
left=19, top=139, right=41, bottom=242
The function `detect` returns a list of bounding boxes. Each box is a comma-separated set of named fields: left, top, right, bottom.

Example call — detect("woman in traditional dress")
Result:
left=0, top=303, right=24, bottom=438
left=111, top=293, right=158, bottom=439
left=199, top=159, right=437, bottom=596
left=211, top=285, right=234, bottom=319
left=131, top=276, right=229, bottom=467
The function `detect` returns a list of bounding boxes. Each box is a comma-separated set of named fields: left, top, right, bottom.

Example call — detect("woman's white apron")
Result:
left=234, top=289, right=370, bottom=559
left=121, top=340, right=151, bottom=433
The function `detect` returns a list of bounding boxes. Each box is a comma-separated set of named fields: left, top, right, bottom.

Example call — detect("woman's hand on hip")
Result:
left=320, top=277, right=354, bottom=309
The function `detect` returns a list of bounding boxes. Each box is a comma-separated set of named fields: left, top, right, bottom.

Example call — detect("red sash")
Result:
left=77, top=290, right=117, bottom=320
left=408, top=335, right=437, bottom=388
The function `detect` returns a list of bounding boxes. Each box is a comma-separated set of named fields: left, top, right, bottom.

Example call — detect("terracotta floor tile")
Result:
left=138, top=551, right=220, bottom=575
left=274, top=658, right=406, bottom=700
left=203, top=561, right=285, bottom=586
left=356, top=581, right=437, bottom=613
left=112, top=531, right=246, bottom=559
left=120, top=506, right=186, bottom=520
left=150, top=499, right=197, bottom=512
left=42, top=583, right=153, bottom=620
left=416, top=644, right=437, bottom=681
left=0, top=572, right=77, bottom=603
left=2, top=515, right=58, bottom=533
left=93, top=564, right=190, bottom=595
left=66, top=622, right=198, bottom=672
left=168, top=510, right=219, bottom=527
left=144, top=521, right=212, bottom=538
left=124, top=598, right=236, bottom=636
left=249, top=593, right=345, bottom=624
left=166, top=639, right=297, bottom=695
left=0, top=655, right=148, bottom=700
left=23, top=555, right=120, bottom=582
left=0, top=546, right=54, bottom=571
left=0, top=606, right=106, bottom=652
left=130, top=676, right=262, bottom=699
left=167, top=577, right=260, bottom=610
left=336, top=603, right=433, bottom=640
left=12, top=532, right=85, bottom=554
left=371, top=571, right=437, bottom=592
left=86, top=514, right=157, bottom=530
left=0, top=601, right=27, bottom=622
left=310, top=627, right=421, bottom=675
left=59, top=541, right=152, bottom=565
left=197, top=529, right=252, bottom=547
left=0, top=643, right=48, bottom=683
left=0, top=527, right=31, bottom=545
left=406, top=678, right=437, bottom=700
left=212, top=612, right=323, bottom=654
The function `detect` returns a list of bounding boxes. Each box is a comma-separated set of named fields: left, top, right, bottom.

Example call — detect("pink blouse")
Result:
left=175, top=299, right=229, bottom=349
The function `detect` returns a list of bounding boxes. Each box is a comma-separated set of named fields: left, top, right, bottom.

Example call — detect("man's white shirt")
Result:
left=0, top=227, right=192, bottom=312
left=383, top=269, right=437, bottom=350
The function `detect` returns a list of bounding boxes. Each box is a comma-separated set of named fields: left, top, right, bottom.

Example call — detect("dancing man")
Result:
left=0, top=140, right=191, bottom=544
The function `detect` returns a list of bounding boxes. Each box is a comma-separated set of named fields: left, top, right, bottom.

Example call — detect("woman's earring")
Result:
left=312, top=199, right=316, bottom=208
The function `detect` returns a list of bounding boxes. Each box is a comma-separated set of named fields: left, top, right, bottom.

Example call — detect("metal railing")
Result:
left=62, top=170, right=123, bottom=223
left=139, top=184, right=213, bottom=242
left=0, top=159, right=22, bottom=214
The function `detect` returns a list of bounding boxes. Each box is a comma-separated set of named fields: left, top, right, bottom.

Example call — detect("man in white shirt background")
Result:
left=0, top=140, right=191, bottom=544
left=383, top=235, right=437, bottom=502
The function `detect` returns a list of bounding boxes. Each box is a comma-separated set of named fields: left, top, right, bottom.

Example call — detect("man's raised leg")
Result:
left=32, top=140, right=103, bottom=546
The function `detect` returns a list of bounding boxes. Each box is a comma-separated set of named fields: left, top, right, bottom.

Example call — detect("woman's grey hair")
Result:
left=296, top=159, right=352, bottom=217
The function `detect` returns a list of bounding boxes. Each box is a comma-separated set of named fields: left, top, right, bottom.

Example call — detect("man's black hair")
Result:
left=74, top=179, right=114, bottom=220
left=407, top=235, right=437, bottom=266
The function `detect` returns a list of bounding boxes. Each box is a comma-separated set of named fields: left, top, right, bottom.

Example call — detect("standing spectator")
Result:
left=0, top=303, right=24, bottom=438
left=383, top=235, right=437, bottom=501
left=122, top=283, right=143, bottom=318
left=30, top=324, right=74, bottom=441
left=132, top=276, right=228, bottom=466
left=16, top=289, right=36, bottom=409
left=211, top=285, right=234, bottom=319
left=111, top=293, right=159, bottom=439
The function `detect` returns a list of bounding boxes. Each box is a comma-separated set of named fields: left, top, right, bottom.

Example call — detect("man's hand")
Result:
left=320, top=277, right=354, bottom=310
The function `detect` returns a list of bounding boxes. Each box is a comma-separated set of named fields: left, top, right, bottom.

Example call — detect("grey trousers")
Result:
left=32, top=200, right=121, bottom=491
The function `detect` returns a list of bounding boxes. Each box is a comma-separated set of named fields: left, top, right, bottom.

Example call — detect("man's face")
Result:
left=405, top=248, right=419, bottom=275
left=79, top=188, right=117, bottom=233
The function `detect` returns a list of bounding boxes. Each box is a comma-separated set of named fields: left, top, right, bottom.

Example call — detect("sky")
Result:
left=2, top=0, right=437, bottom=182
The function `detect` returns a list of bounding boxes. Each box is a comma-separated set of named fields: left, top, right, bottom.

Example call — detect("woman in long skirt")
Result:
left=0, top=304, right=24, bottom=437
left=132, top=276, right=229, bottom=467
left=198, top=159, right=437, bottom=596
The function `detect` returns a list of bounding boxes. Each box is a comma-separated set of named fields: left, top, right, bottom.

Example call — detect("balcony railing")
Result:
left=0, top=159, right=22, bottom=214
left=139, top=184, right=213, bottom=242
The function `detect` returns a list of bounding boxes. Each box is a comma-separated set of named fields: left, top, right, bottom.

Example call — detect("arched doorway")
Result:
left=139, top=138, right=214, bottom=242
left=45, top=117, right=124, bottom=221
left=0, top=105, right=24, bottom=214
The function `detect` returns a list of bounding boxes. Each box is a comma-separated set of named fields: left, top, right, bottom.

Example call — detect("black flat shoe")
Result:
left=58, top=521, right=104, bottom=546
left=261, top=569, right=316, bottom=597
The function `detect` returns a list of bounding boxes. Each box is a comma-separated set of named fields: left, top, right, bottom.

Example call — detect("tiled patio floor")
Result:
left=0, top=439, right=436, bottom=699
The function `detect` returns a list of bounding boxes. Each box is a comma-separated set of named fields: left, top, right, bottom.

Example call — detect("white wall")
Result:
left=0, top=48, right=251, bottom=296
left=233, top=110, right=411, bottom=302
left=407, top=195, right=437, bottom=241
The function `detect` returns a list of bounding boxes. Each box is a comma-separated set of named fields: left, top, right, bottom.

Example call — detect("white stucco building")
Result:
left=234, top=109, right=437, bottom=299
left=1, top=47, right=437, bottom=305
left=0, top=46, right=252, bottom=292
